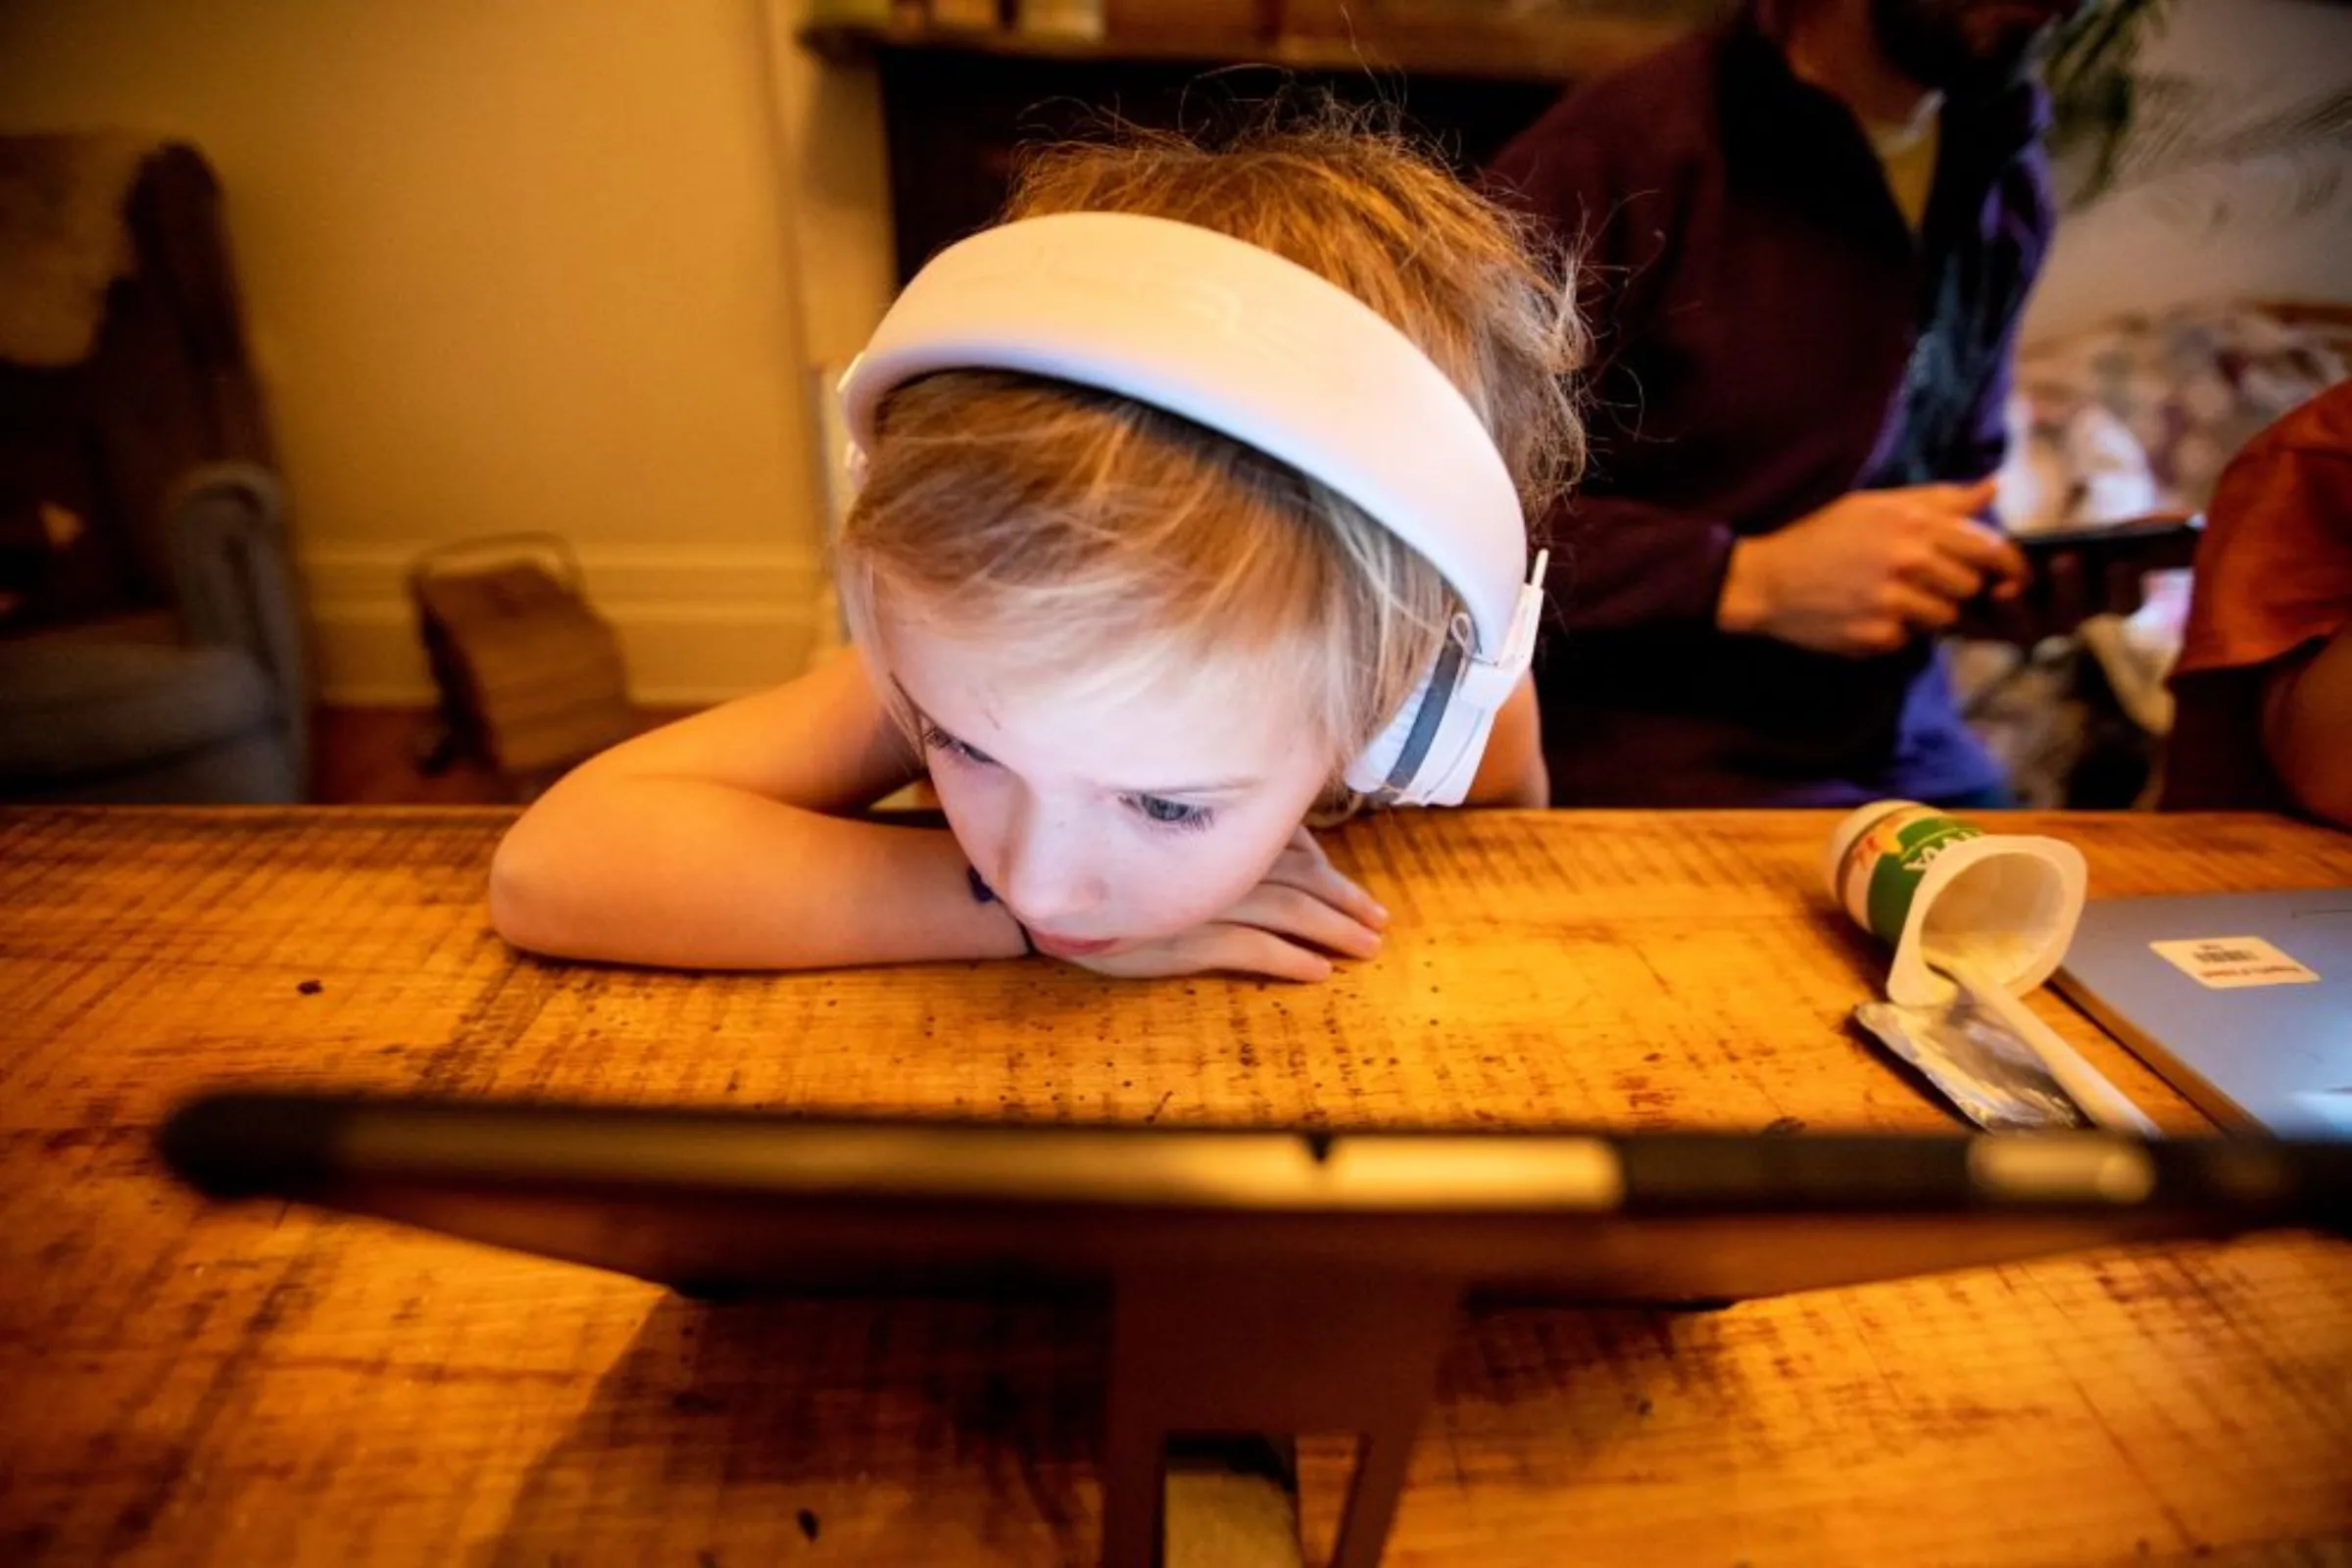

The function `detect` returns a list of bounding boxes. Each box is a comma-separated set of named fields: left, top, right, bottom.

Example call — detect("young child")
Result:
left=489, top=121, right=1584, bottom=982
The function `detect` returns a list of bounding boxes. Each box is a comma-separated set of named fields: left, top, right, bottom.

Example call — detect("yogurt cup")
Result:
left=1824, top=800, right=2087, bottom=1007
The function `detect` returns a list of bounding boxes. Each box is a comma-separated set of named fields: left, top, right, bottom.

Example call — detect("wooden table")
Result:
left=3, top=808, right=2347, bottom=1565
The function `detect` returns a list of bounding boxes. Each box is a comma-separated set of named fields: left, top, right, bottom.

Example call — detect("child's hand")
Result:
left=1062, top=827, right=1387, bottom=983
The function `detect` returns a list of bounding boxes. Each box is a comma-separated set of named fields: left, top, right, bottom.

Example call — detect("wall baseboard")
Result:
left=300, top=543, right=839, bottom=707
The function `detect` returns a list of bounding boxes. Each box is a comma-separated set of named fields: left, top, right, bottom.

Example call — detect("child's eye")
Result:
left=918, top=720, right=995, bottom=767
left=1126, top=794, right=1214, bottom=833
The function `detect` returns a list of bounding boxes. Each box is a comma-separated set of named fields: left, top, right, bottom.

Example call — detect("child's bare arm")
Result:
left=487, top=653, right=1026, bottom=969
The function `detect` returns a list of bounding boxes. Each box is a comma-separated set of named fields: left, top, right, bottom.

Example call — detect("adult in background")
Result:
left=1489, top=0, right=2089, bottom=806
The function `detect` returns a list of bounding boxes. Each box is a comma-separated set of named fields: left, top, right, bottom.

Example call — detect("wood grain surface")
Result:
left=2, top=808, right=2347, bottom=1565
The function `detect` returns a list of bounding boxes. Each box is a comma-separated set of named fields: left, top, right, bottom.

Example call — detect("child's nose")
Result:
left=997, top=807, right=1103, bottom=929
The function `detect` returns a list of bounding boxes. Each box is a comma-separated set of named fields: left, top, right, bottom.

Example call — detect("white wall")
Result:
left=0, top=0, right=895, bottom=703
left=2028, top=0, right=2352, bottom=341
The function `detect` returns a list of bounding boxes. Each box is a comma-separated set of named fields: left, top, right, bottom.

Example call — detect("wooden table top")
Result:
left=2, top=807, right=2347, bottom=1565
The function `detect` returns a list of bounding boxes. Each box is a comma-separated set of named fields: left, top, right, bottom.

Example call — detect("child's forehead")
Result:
left=883, top=613, right=1321, bottom=780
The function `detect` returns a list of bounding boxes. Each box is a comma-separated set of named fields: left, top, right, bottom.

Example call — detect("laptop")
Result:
left=2056, top=890, right=2352, bottom=1138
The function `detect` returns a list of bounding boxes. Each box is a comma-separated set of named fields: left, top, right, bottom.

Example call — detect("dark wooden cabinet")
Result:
left=802, top=11, right=1719, bottom=282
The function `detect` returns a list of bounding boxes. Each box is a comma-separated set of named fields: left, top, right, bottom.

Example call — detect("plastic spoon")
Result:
left=1936, top=954, right=2161, bottom=1137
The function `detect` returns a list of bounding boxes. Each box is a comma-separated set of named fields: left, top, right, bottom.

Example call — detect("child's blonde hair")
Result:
left=838, top=113, right=1585, bottom=793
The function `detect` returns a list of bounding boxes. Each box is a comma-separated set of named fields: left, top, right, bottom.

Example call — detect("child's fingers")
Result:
left=1228, top=885, right=1383, bottom=959
left=1069, top=925, right=1336, bottom=983
left=1200, top=926, right=1336, bottom=984
left=1272, top=841, right=1389, bottom=929
left=1284, top=863, right=1388, bottom=930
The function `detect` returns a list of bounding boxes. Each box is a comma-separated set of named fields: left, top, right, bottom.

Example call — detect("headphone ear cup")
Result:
left=1413, top=700, right=1503, bottom=807
left=1345, top=622, right=1476, bottom=806
left=1345, top=674, right=1434, bottom=799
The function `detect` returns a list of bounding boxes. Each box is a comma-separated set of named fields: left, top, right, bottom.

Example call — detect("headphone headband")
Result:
left=838, top=212, right=1544, bottom=805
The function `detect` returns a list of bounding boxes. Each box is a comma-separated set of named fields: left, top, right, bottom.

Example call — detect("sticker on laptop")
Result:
left=2149, top=935, right=2320, bottom=990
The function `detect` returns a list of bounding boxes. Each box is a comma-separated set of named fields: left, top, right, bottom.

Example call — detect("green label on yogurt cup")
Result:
left=1853, top=808, right=1984, bottom=944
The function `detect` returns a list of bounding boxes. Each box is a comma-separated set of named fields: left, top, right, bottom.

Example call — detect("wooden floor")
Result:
left=310, top=707, right=698, bottom=805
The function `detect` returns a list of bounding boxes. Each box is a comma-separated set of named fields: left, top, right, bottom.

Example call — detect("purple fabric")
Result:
left=1486, top=12, right=2054, bottom=807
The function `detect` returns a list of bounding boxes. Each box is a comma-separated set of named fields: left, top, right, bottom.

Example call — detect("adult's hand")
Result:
left=1717, top=478, right=2026, bottom=657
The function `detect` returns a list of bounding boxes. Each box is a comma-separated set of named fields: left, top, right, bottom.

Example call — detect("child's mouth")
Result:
left=1030, top=930, right=1119, bottom=958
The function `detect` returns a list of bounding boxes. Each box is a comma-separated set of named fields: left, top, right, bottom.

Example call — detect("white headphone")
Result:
left=836, top=211, right=1544, bottom=807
